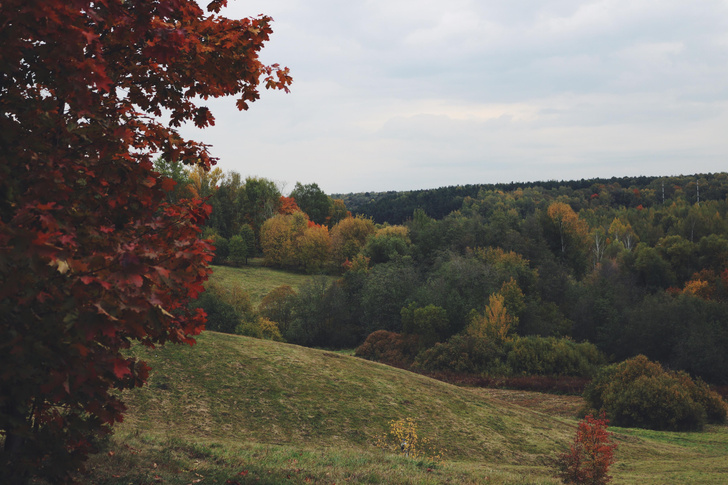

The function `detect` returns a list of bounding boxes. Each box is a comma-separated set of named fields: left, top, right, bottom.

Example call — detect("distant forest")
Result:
left=335, top=174, right=718, bottom=224
left=189, top=167, right=728, bottom=387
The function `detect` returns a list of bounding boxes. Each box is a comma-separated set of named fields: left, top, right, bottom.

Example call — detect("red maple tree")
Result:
left=278, top=195, right=301, bottom=215
left=0, top=1, right=291, bottom=482
left=554, top=412, right=618, bottom=484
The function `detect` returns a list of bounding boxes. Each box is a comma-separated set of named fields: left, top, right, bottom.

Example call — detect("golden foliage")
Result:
left=258, top=317, right=284, bottom=341
left=259, top=211, right=331, bottom=271
left=330, top=215, right=376, bottom=265
left=260, top=214, right=294, bottom=266
left=499, top=278, right=525, bottom=321
left=467, top=292, right=514, bottom=343
left=375, top=418, right=443, bottom=463
left=375, top=224, right=409, bottom=240
left=547, top=201, right=590, bottom=254
left=683, top=279, right=713, bottom=300
left=327, top=198, right=350, bottom=227
left=188, top=165, right=223, bottom=198
left=297, top=224, right=331, bottom=272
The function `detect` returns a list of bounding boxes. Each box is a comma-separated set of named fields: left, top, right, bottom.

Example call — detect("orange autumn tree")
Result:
left=278, top=195, right=301, bottom=215
left=0, top=1, right=291, bottom=482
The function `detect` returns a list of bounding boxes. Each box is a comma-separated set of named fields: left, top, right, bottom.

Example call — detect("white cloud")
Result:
left=179, top=0, right=728, bottom=193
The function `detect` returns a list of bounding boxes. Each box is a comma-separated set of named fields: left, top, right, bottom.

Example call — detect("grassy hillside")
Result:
left=207, top=262, right=333, bottom=306
left=85, top=332, right=728, bottom=484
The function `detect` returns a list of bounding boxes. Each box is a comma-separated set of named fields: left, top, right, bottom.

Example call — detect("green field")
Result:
left=85, top=332, right=728, bottom=484
left=207, top=262, right=334, bottom=307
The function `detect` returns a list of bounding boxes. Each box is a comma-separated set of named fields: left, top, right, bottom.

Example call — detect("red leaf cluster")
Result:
left=0, top=0, right=290, bottom=481
left=554, top=413, right=618, bottom=484
left=278, top=196, right=301, bottom=215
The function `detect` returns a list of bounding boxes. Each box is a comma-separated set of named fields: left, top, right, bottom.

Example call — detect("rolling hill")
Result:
left=85, top=332, right=728, bottom=484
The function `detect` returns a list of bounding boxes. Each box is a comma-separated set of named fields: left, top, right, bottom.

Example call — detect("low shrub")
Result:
left=355, top=330, right=420, bottom=368
left=413, top=334, right=602, bottom=378
left=401, top=303, right=449, bottom=349
left=191, top=284, right=259, bottom=336
left=374, top=417, right=442, bottom=464
left=412, top=334, right=506, bottom=375
left=236, top=317, right=284, bottom=342
left=608, top=373, right=706, bottom=431
left=506, top=336, right=606, bottom=377
left=228, top=235, right=248, bottom=266
left=584, top=355, right=728, bottom=431
left=673, top=371, right=728, bottom=425
left=259, top=317, right=284, bottom=341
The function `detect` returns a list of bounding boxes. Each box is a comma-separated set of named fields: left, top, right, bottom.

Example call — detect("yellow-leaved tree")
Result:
left=330, top=215, right=376, bottom=266
left=188, top=165, right=224, bottom=198
left=467, top=291, right=515, bottom=344
left=260, top=211, right=330, bottom=272
left=547, top=202, right=590, bottom=255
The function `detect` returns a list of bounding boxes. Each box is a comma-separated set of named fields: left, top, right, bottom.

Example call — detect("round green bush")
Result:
left=584, top=355, right=727, bottom=431
left=673, top=371, right=728, bottom=425
left=606, top=373, right=706, bottom=431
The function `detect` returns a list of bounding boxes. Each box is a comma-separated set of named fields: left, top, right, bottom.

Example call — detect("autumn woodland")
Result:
left=2, top=1, right=728, bottom=484
left=197, top=171, right=728, bottom=389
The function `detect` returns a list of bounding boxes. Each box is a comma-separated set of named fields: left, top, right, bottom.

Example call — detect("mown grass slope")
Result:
left=86, top=332, right=728, bottom=484
left=122, top=332, right=573, bottom=461
left=207, top=262, right=333, bottom=306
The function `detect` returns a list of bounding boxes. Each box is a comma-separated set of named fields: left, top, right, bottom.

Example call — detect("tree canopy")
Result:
left=0, top=0, right=290, bottom=482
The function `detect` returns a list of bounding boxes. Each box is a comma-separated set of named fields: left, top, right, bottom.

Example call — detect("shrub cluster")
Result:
left=206, top=224, right=255, bottom=267
left=237, top=317, right=284, bottom=341
left=190, top=290, right=239, bottom=334
left=354, top=330, right=420, bottom=368
left=583, top=355, right=728, bottom=431
left=506, top=336, right=605, bottom=377
left=209, top=234, right=230, bottom=265
left=412, top=334, right=603, bottom=378
left=412, top=334, right=507, bottom=375
left=357, top=331, right=605, bottom=379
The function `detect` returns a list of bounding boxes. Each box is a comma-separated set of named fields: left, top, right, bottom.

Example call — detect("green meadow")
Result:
left=85, top=330, right=728, bottom=484
left=206, top=262, right=334, bottom=306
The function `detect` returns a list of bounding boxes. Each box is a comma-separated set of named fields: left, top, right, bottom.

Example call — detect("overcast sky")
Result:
left=179, top=0, right=728, bottom=195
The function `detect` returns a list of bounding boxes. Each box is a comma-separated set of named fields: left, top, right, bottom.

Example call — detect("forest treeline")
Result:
left=160, top=160, right=728, bottom=387
left=336, top=174, right=720, bottom=224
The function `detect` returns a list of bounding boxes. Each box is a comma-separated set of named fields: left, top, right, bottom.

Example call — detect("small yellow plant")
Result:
left=375, top=417, right=443, bottom=463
